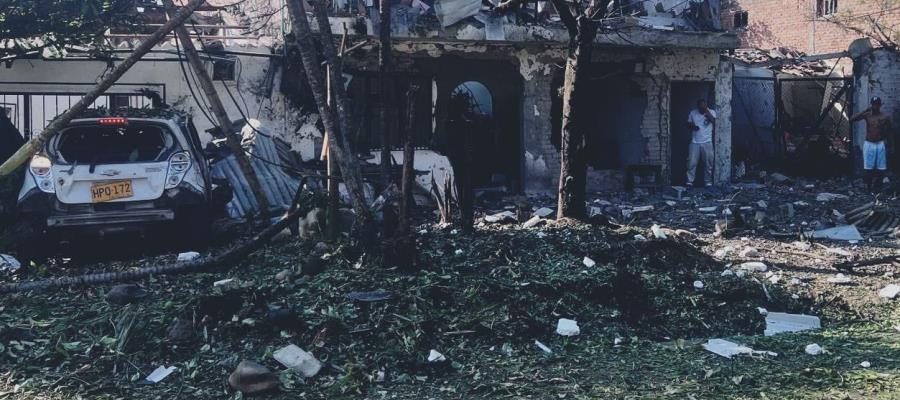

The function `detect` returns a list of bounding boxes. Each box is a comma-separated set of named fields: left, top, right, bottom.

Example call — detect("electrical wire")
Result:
left=175, top=35, right=216, bottom=127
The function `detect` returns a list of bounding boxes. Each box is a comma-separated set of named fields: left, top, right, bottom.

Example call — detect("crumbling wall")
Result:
left=852, top=48, right=900, bottom=173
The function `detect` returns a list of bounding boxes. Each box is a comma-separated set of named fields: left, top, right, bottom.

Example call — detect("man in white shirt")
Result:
left=686, top=99, right=717, bottom=187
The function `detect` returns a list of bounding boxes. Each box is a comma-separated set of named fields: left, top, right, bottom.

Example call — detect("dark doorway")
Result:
left=432, top=58, right=523, bottom=191
left=670, top=82, right=715, bottom=186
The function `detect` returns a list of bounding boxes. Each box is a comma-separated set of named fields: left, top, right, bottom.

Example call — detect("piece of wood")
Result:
left=0, top=0, right=206, bottom=176
left=379, top=0, right=394, bottom=189
left=398, top=84, right=420, bottom=234
left=163, top=0, right=270, bottom=215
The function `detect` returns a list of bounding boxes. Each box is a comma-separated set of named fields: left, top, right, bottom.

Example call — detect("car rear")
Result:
left=17, top=116, right=206, bottom=248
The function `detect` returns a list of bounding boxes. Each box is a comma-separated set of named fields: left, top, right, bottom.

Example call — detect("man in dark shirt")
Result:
left=850, top=97, right=892, bottom=193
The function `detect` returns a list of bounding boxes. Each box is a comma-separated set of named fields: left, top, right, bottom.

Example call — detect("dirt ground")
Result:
left=1, top=175, right=900, bottom=399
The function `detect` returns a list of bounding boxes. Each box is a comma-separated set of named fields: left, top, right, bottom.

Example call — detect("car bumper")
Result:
left=47, top=209, right=175, bottom=227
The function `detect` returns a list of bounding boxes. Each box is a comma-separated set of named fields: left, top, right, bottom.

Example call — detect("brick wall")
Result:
left=723, top=0, right=900, bottom=54
left=852, top=48, right=900, bottom=171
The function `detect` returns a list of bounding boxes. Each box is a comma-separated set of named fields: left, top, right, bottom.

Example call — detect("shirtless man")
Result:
left=850, top=97, right=892, bottom=193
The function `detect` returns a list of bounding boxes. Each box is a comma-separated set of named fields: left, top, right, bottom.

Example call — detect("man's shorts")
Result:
left=864, top=140, right=887, bottom=170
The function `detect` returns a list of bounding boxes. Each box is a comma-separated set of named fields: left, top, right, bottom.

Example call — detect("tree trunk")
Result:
left=378, top=0, right=393, bottom=188
left=0, top=0, right=206, bottom=176
left=556, top=16, right=597, bottom=220
left=163, top=0, right=270, bottom=215
left=398, top=83, right=419, bottom=235
left=285, top=0, right=374, bottom=232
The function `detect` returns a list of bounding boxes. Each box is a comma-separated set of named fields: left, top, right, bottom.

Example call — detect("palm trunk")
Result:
left=378, top=0, right=393, bottom=188
left=163, top=0, right=270, bottom=215
left=285, top=0, right=374, bottom=231
left=0, top=0, right=206, bottom=176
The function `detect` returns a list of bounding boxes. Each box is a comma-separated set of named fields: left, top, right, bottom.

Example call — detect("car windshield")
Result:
left=56, top=123, right=173, bottom=164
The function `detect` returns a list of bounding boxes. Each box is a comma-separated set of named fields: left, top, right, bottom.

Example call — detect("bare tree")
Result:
left=822, top=0, right=900, bottom=48
left=284, top=0, right=375, bottom=237
left=551, top=0, right=613, bottom=220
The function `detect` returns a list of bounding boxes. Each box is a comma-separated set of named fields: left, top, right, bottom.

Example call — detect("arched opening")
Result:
left=450, top=81, right=493, bottom=117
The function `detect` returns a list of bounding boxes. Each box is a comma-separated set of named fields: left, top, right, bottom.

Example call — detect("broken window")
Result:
left=55, top=124, right=173, bottom=164
left=817, top=0, right=838, bottom=17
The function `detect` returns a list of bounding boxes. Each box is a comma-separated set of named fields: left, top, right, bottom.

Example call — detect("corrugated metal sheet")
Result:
left=211, top=120, right=301, bottom=219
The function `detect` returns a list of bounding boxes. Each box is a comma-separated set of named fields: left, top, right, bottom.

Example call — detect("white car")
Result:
left=14, top=111, right=224, bottom=260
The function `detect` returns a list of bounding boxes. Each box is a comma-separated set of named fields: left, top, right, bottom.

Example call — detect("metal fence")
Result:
left=0, top=82, right=166, bottom=139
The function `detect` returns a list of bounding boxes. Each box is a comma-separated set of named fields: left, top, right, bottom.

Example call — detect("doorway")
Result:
left=670, top=82, right=715, bottom=186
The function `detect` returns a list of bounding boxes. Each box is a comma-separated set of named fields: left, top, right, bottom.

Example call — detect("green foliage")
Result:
left=0, top=0, right=138, bottom=58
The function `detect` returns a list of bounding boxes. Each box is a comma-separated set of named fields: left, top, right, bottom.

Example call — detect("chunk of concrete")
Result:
left=522, top=215, right=546, bottom=228
left=816, top=192, right=849, bottom=202
left=533, top=207, right=554, bottom=218
left=804, top=343, right=823, bottom=355
left=739, top=262, right=768, bottom=272
left=702, top=339, right=775, bottom=359
left=582, top=256, right=596, bottom=268
left=273, top=344, right=322, bottom=378
left=428, top=349, right=447, bottom=362
left=827, top=273, right=853, bottom=285
left=228, top=360, right=279, bottom=394
left=810, top=225, right=862, bottom=241
left=650, top=224, right=667, bottom=240
left=740, top=247, right=759, bottom=258
left=878, top=284, right=900, bottom=299
left=177, top=251, right=201, bottom=262
left=0, top=254, right=21, bottom=271
left=556, top=318, right=580, bottom=336
left=484, top=211, right=516, bottom=223
left=764, top=312, right=821, bottom=336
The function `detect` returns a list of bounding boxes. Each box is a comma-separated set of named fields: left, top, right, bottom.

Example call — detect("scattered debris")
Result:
left=228, top=360, right=279, bottom=394
left=827, top=273, right=853, bottom=285
left=650, top=224, right=668, bottom=240
left=105, top=284, right=147, bottom=305
left=583, top=256, right=596, bottom=268
left=177, top=251, right=201, bottom=262
left=275, top=269, right=294, bottom=282
left=143, top=365, right=177, bottom=384
left=213, top=278, right=238, bottom=289
left=816, top=193, right=849, bottom=202
left=861, top=361, right=872, bottom=368
left=273, top=344, right=322, bottom=378
left=698, top=206, right=717, bottom=212
left=804, top=343, right=823, bottom=355
left=0, top=254, right=21, bottom=272
left=523, top=215, right=546, bottom=228
left=634, top=234, right=647, bottom=241
left=556, top=318, right=580, bottom=336
left=810, top=225, right=863, bottom=241
left=428, top=349, right=447, bottom=362
left=702, top=339, right=776, bottom=359
left=693, top=280, right=705, bottom=289
left=740, top=247, right=759, bottom=258
left=764, top=312, right=821, bottom=336
left=878, top=284, right=900, bottom=299
left=739, top=262, right=768, bottom=272
left=533, top=207, right=554, bottom=218
left=826, top=247, right=853, bottom=257
left=345, top=291, right=395, bottom=302
left=534, top=340, right=553, bottom=354
left=485, top=211, right=516, bottom=223
left=757, top=307, right=768, bottom=316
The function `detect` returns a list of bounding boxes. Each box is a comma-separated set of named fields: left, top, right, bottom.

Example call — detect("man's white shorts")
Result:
left=864, top=140, right=887, bottom=170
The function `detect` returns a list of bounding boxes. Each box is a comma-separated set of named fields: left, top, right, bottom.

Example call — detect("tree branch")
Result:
left=550, top=0, right=578, bottom=34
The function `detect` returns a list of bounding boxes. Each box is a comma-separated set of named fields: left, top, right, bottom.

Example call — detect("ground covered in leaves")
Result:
left=2, top=178, right=900, bottom=399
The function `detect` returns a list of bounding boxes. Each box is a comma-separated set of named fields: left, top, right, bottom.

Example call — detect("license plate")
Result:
left=90, top=180, right=133, bottom=203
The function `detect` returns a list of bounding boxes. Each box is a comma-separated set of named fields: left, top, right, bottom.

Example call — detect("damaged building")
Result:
left=1, top=0, right=738, bottom=194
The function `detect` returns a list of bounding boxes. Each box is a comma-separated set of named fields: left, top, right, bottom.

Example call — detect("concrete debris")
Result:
left=740, top=247, right=759, bottom=258
left=810, top=225, right=863, bottom=241
left=622, top=205, right=654, bottom=219
left=634, top=234, right=648, bottom=241
left=770, top=173, right=791, bottom=183
left=721, top=269, right=734, bottom=277
left=693, top=280, right=704, bottom=289
left=228, top=360, right=279, bottom=394
left=794, top=201, right=810, bottom=207
left=106, top=284, right=147, bottom=305
left=345, top=291, right=395, bottom=302
left=804, top=343, right=823, bottom=355
left=757, top=200, right=768, bottom=209
left=533, top=207, right=554, bottom=218
left=757, top=307, right=768, bottom=316
left=779, top=203, right=795, bottom=219
left=0, top=254, right=21, bottom=272
left=275, top=269, right=293, bottom=282
left=739, top=262, right=768, bottom=272
left=826, top=247, right=853, bottom=257
left=861, top=361, right=872, bottom=368
left=144, top=365, right=177, bottom=384
left=428, top=349, right=447, bottom=362
left=764, top=312, right=821, bottom=336
left=650, top=224, right=668, bottom=240
left=827, top=273, right=853, bottom=284
left=522, top=215, right=546, bottom=228
left=273, top=344, right=322, bottom=378
left=583, top=257, right=596, bottom=268
left=485, top=211, right=516, bottom=223
left=791, top=241, right=812, bottom=251
left=698, top=206, right=717, bottom=212
left=878, top=284, right=900, bottom=299
left=177, top=251, right=201, bottom=262
left=715, top=245, right=736, bottom=258
left=534, top=340, right=552, bottom=354
left=213, top=278, right=238, bottom=289
left=434, top=0, right=481, bottom=27
left=556, top=318, right=580, bottom=336
left=816, top=193, right=849, bottom=202
left=702, top=339, right=777, bottom=359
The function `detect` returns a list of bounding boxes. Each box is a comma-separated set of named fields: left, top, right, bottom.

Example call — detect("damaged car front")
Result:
left=14, top=112, right=216, bottom=260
